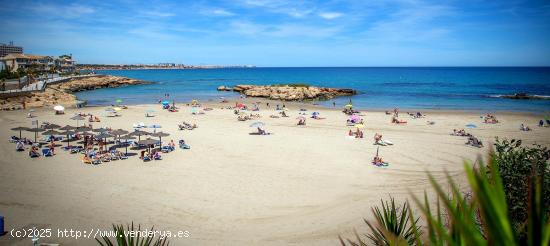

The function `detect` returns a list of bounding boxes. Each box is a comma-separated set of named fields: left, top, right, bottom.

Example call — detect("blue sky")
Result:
left=1, top=0, right=549, bottom=66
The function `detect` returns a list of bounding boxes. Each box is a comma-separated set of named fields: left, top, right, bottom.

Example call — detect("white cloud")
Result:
left=319, top=12, right=342, bottom=20
left=141, top=10, right=175, bottom=18
left=209, top=8, right=236, bottom=16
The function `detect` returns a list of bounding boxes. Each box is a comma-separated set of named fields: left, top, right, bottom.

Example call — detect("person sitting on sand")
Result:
left=348, top=129, right=353, bottom=136
left=372, top=155, right=388, bottom=166
left=374, top=133, right=382, bottom=143
left=258, top=127, right=266, bottom=135
left=539, top=120, right=544, bottom=127
left=391, top=116, right=407, bottom=124
left=281, top=111, right=288, bottom=117
left=49, top=141, right=55, bottom=155
left=29, top=145, right=39, bottom=157
left=520, top=124, right=531, bottom=131
left=16, top=141, right=25, bottom=151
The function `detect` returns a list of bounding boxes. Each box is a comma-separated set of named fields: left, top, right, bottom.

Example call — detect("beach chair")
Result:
left=119, top=153, right=128, bottom=160
left=161, top=146, right=172, bottom=153
left=70, top=146, right=83, bottom=154
left=42, top=148, right=53, bottom=157
left=179, top=140, right=190, bottom=149
left=91, top=157, right=102, bottom=165
left=9, top=136, right=20, bottom=143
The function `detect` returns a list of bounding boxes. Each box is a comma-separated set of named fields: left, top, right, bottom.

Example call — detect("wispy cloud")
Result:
left=140, top=10, right=175, bottom=18
left=319, top=12, right=342, bottom=19
left=202, top=8, right=235, bottom=17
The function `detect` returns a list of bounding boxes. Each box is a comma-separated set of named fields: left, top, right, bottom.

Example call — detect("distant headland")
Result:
left=76, top=63, right=256, bottom=70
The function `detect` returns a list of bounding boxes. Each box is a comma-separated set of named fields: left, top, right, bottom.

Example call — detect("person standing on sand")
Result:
left=333, top=101, right=336, bottom=107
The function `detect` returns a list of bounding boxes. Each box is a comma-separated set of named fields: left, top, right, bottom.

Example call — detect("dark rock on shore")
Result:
left=218, top=84, right=357, bottom=101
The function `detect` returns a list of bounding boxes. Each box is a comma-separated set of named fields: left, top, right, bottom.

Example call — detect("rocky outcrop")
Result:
left=1, top=75, right=149, bottom=110
left=218, top=84, right=356, bottom=101
left=494, top=93, right=550, bottom=100
left=51, top=75, right=149, bottom=92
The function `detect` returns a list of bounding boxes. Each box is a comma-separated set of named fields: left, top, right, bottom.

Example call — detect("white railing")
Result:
left=0, top=74, right=98, bottom=94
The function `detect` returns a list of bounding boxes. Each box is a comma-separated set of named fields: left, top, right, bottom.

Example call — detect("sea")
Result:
left=75, top=67, right=550, bottom=112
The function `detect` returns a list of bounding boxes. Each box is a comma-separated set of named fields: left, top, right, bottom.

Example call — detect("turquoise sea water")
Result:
left=75, top=67, right=550, bottom=112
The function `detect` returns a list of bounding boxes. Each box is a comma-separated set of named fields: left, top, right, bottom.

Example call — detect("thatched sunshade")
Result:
left=11, top=126, right=29, bottom=139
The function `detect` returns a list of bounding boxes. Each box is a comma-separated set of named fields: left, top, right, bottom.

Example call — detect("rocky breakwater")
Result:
left=217, top=84, right=356, bottom=101
left=1, top=75, right=149, bottom=110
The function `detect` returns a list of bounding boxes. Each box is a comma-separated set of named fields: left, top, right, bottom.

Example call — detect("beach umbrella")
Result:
left=466, top=123, right=477, bottom=129
left=151, top=132, right=170, bottom=148
left=111, top=129, right=129, bottom=144
left=312, top=112, right=320, bottom=116
left=42, top=129, right=61, bottom=136
left=92, top=127, right=109, bottom=133
left=95, top=132, right=113, bottom=150
left=59, top=130, right=75, bottom=147
left=120, top=134, right=136, bottom=154
left=149, top=124, right=162, bottom=133
left=59, top=125, right=76, bottom=131
left=350, top=115, right=360, bottom=121
left=53, top=105, right=65, bottom=111
left=75, top=126, right=92, bottom=132
left=161, top=100, right=170, bottom=105
left=26, top=127, right=45, bottom=142
left=116, top=99, right=123, bottom=104
left=11, top=126, right=29, bottom=139
left=138, top=138, right=158, bottom=152
left=130, top=130, right=150, bottom=141
left=70, top=115, right=85, bottom=127
left=344, top=104, right=353, bottom=109
left=249, top=121, right=265, bottom=128
left=42, top=123, right=61, bottom=130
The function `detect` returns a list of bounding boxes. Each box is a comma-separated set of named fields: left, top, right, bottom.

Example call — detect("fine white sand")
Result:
left=1, top=102, right=549, bottom=245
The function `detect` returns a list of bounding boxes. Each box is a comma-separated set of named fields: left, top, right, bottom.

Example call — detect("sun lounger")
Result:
left=70, top=146, right=83, bottom=154
left=91, top=157, right=102, bottom=165
left=42, top=148, right=53, bottom=157
left=372, top=161, right=389, bottom=167
left=9, top=136, right=20, bottom=143
left=161, top=146, right=172, bottom=153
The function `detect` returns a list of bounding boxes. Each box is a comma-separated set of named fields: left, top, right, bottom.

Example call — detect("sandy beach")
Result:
left=1, top=101, right=549, bottom=245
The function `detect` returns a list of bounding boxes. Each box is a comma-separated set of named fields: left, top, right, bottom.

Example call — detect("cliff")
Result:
left=1, top=75, right=149, bottom=111
left=217, top=84, right=356, bottom=101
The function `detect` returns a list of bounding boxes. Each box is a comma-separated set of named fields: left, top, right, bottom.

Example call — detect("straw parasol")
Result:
left=42, top=123, right=61, bottom=130
left=138, top=138, right=158, bottom=152
left=26, top=127, right=45, bottom=142
left=150, top=132, right=170, bottom=148
left=42, top=129, right=61, bottom=136
left=95, top=132, right=113, bottom=149
left=59, top=130, right=75, bottom=147
left=92, top=127, right=109, bottom=133
left=75, top=126, right=92, bottom=132
left=70, top=115, right=86, bottom=127
left=120, top=134, right=136, bottom=154
left=11, top=126, right=29, bottom=139
left=59, top=125, right=76, bottom=131
left=130, top=130, right=150, bottom=141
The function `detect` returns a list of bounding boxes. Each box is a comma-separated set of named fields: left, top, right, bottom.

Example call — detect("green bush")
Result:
left=491, top=138, right=549, bottom=242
